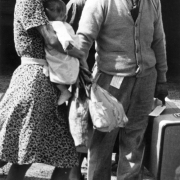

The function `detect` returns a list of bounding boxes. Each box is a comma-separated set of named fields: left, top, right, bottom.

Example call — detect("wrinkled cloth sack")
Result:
left=89, top=73, right=128, bottom=132
left=68, top=66, right=92, bottom=147
left=68, top=86, right=89, bottom=147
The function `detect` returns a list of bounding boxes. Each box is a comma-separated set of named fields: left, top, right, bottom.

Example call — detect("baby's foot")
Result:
left=58, top=90, right=71, bottom=105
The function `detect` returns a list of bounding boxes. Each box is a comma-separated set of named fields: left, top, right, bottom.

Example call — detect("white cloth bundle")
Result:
left=89, top=83, right=128, bottom=132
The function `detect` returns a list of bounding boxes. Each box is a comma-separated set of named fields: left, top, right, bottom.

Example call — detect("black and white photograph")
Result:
left=0, top=0, right=180, bottom=180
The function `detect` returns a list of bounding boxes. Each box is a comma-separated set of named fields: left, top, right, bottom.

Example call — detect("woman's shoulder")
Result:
left=16, top=0, right=44, bottom=5
left=15, top=0, right=45, bottom=15
left=14, top=0, right=48, bottom=26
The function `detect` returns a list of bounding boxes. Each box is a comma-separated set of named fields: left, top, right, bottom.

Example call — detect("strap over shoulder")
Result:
left=151, top=0, right=159, bottom=14
left=151, top=0, right=157, bottom=11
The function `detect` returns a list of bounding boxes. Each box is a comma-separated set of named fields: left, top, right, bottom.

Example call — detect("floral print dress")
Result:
left=0, top=0, right=78, bottom=168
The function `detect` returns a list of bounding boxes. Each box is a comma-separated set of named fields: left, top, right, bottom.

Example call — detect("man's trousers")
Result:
left=87, top=68, right=157, bottom=180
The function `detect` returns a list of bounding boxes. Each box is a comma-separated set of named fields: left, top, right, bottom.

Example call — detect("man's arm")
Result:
left=151, top=0, right=167, bottom=83
left=66, top=43, right=88, bottom=69
left=152, top=0, right=168, bottom=104
left=77, top=0, right=104, bottom=64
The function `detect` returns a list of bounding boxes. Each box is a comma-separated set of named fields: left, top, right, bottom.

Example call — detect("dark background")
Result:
left=0, top=0, right=180, bottom=77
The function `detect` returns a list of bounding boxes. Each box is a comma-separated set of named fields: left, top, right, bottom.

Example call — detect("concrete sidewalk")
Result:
left=0, top=160, right=117, bottom=180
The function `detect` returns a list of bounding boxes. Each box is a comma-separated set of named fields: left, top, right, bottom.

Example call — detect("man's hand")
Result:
left=67, top=47, right=89, bottom=69
left=154, top=82, right=168, bottom=106
left=80, top=60, right=89, bottom=70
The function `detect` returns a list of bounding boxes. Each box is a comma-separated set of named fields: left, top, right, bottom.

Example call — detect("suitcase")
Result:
left=144, top=101, right=180, bottom=180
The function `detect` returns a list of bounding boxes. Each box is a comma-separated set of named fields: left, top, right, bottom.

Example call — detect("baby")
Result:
left=43, top=0, right=82, bottom=105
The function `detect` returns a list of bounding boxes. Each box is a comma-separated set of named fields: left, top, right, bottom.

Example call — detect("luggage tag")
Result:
left=110, top=76, right=124, bottom=89
left=149, top=105, right=166, bottom=117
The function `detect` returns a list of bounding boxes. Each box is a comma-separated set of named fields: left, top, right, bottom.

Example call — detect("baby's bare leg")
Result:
left=57, top=84, right=71, bottom=105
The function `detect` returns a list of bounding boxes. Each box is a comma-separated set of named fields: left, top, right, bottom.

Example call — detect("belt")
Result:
left=21, top=57, right=49, bottom=77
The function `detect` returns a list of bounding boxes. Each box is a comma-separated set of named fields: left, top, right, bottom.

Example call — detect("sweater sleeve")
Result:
left=152, top=0, right=168, bottom=82
left=77, top=0, right=105, bottom=60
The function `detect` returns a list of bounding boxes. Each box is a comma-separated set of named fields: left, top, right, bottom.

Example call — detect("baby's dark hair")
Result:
left=44, top=0, right=66, bottom=21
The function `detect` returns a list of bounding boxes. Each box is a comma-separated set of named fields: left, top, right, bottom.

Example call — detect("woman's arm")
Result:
left=36, top=24, right=86, bottom=63
left=36, top=24, right=65, bottom=53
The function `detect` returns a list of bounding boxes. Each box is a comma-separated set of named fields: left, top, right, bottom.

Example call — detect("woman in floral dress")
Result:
left=0, top=0, right=84, bottom=179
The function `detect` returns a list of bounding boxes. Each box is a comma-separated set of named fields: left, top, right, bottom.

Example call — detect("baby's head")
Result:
left=44, top=0, right=66, bottom=21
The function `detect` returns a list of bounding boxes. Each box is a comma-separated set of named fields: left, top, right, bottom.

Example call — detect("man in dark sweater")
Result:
left=76, top=0, right=168, bottom=179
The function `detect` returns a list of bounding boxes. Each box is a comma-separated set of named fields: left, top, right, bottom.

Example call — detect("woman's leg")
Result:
left=50, top=167, right=71, bottom=180
left=0, top=160, right=8, bottom=168
left=69, top=166, right=81, bottom=180
left=69, top=152, right=87, bottom=180
left=6, top=163, right=31, bottom=180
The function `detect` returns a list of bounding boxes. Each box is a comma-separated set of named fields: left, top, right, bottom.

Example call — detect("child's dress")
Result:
left=45, top=21, right=80, bottom=85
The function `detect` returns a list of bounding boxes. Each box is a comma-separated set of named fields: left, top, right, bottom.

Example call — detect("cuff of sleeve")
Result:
left=157, top=72, right=167, bottom=83
left=25, top=21, right=49, bottom=31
